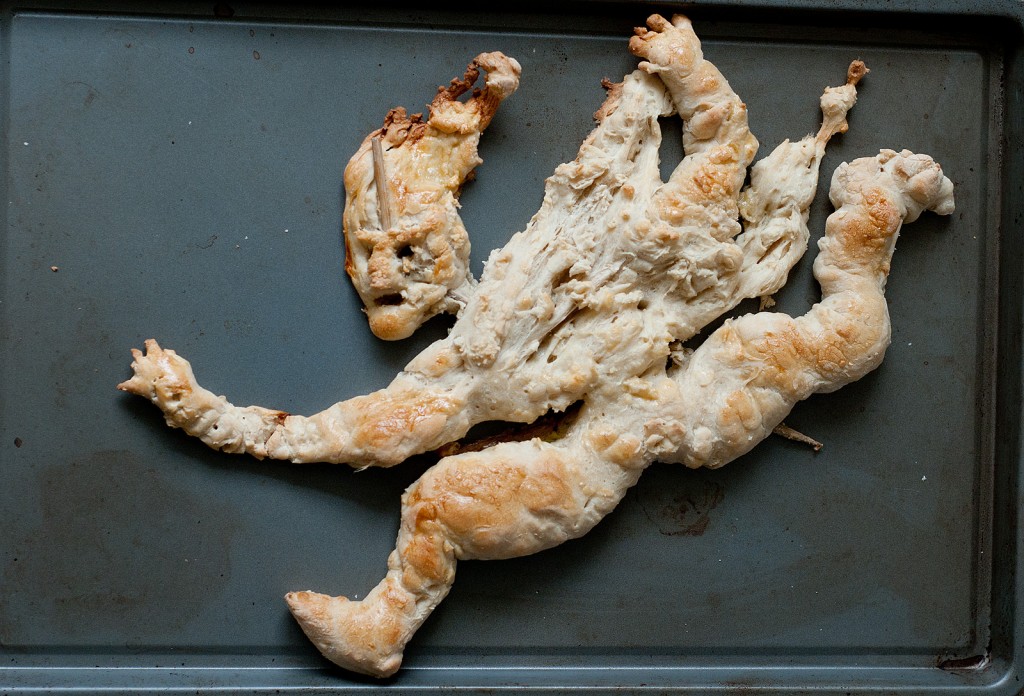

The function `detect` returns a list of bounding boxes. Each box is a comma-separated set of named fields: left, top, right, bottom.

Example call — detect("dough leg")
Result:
left=673, top=150, right=955, bottom=469
left=286, top=431, right=642, bottom=677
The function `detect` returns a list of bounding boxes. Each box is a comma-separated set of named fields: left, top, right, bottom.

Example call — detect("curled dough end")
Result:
left=286, top=590, right=403, bottom=678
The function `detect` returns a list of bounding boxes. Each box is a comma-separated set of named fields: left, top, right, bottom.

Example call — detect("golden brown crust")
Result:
left=847, top=59, right=869, bottom=85
left=347, top=391, right=459, bottom=453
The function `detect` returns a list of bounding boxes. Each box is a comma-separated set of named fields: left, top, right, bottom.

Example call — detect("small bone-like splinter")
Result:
left=370, top=136, right=395, bottom=233
left=773, top=422, right=824, bottom=451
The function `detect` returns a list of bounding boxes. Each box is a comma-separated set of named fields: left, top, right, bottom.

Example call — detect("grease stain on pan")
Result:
left=0, top=449, right=238, bottom=643
left=639, top=474, right=725, bottom=537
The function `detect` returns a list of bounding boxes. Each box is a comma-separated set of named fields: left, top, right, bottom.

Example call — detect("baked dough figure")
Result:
left=118, top=15, right=955, bottom=677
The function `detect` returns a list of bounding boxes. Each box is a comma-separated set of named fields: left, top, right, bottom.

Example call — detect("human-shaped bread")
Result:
left=118, top=14, right=954, bottom=677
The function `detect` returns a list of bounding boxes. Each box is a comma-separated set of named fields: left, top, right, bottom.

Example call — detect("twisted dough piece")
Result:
left=284, top=148, right=954, bottom=677
left=344, top=52, right=522, bottom=340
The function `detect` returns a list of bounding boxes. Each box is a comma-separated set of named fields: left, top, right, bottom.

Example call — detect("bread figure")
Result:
left=119, top=14, right=954, bottom=677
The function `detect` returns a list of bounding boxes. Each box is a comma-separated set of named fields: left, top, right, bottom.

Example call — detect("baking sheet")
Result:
left=0, top=1, right=1020, bottom=693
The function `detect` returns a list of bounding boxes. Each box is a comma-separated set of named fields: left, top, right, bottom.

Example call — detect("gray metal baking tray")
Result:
left=1, top=0, right=1021, bottom=693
